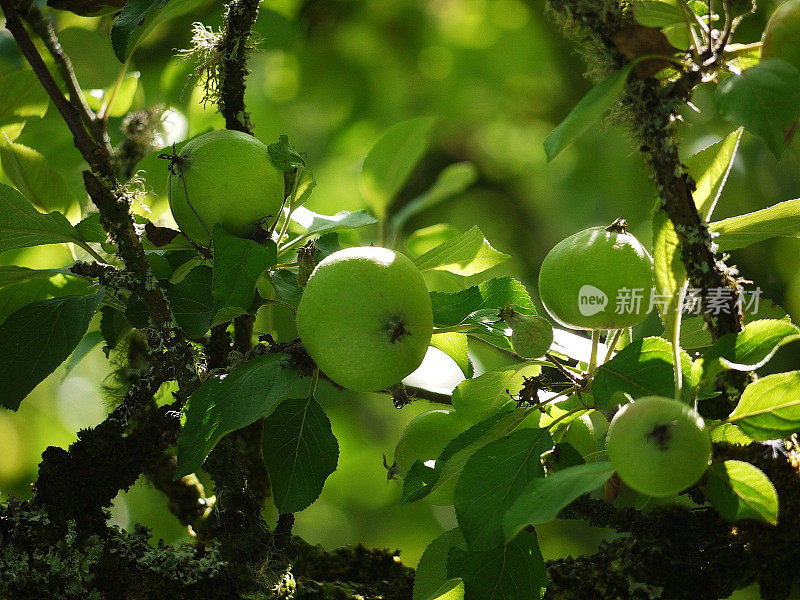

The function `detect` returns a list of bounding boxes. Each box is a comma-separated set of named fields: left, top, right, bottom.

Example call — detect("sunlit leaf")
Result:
left=431, top=332, right=473, bottom=378
left=0, top=138, right=78, bottom=214
left=711, top=198, right=800, bottom=251
left=0, top=70, right=49, bottom=128
left=0, top=182, right=86, bottom=254
left=652, top=209, right=685, bottom=336
left=687, top=128, right=742, bottom=220
left=708, top=460, right=779, bottom=525
left=697, top=319, right=800, bottom=390
left=727, top=371, right=800, bottom=440
left=413, top=226, right=509, bottom=276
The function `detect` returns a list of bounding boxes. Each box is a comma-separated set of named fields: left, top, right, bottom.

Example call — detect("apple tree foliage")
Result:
left=1, top=0, right=800, bottom=599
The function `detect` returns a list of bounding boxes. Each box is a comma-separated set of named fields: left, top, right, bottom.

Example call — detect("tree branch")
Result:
left=218, top=0, right=261, bottom=133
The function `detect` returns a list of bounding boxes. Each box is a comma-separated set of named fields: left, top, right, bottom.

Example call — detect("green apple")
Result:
left=393, top=409, right=470, bottom=475
left=500, top=308, right=553, bottom=358
left=538, top=220, right=653, bottom=330
left=762, top=0, right=800, bottom=72
left=296, top=246, right=434, bottom=392
left=168, top=129, right=285, bottom=246
left=606, top=396, right=712, bottom=497
left=562, top=413, right=597, bottom=457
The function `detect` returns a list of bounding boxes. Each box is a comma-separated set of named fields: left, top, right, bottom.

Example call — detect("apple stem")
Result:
left=307, top=368, right=319, bottom=399
left=588, top=329, right=601, bottom=375
left=603, top=329, right=623, bottom=363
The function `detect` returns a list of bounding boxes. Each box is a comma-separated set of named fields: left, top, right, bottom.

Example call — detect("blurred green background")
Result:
left=0, top=1, right=798, bottom=598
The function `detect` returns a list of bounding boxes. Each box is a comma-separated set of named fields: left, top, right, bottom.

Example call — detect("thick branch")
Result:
left=218, top=0, right=260, bottom=133
left=0, top=497, right=413, bottom=600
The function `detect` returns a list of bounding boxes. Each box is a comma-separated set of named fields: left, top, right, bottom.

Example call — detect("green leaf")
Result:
left=176, top=354, right=297, bottom=477
left=266, top=269, right=303, bottom=304
left=58, top=27, right=121, bottom=89
left=285, top=207, right=378, bottom=248
left=267, top=134, right=307, bottom=171
left=0, top=70, right=49, bottom=128
left=688, top=128, right=743, bottom=220
left=0, top=138, right=79, bottom=214
left=262, top=396, right=339, bottom=513
left=710, top=198, right=800, bottom=251
left=404, top=405, right=531, bottom=505
left=592, top=337, right=694, bottom=409
left=447, top=530, right=546, bottom=600
left=0, top=269, right=91, bottom=324
left=212, top=226, right=277, bottom=326
left=544, top=63, right=634, bottom=162
left=715, top=59, right=800, bottom=158
left=0, top=291, right=104, bottom=411
left=503, top=462, right=616, bottom=538
left=633, top=1, right=684, bottom=26
left=165, top=265, right=213, bottom=338
left=455, top=429, right=552, bottom=549
left=652, top=209, right=685, bottom=336
left=406, top=224, right=461, bottom=258
left=111, top=0, right=167, bottom=61
left=0, top=265, right=62, bottom=287
left=391, top=162, right=478, bottom=232
left=85, top=72, right=140, bottom=117
left=697, top=319, right=800, bottom=390
left=99, top=306, right=131, bottom=355
left=430, top=332, right=473, bottom=379
left=0, top=182, right=87, bottom=254
left=707, top=460, right=779, bottom=525
left=727, top=371, right=800, bottom=440
left=414, top=529, right=467, bottom=600
left=431, top=277, right=535, bottom=327
left=63, top=330, right=104, bottom=377
left=675, top=299, right=789, bottom=349
left=451, top=363, right=541, bottom=423
left=111, top=0, right=206, bottom=62
left=290, top=167, right=316, bottom=208
left=413, top=226, right=509, bottom=277
left=360, top=117, right=436, bottom=218
left=426, top=579, right=465, bottom=600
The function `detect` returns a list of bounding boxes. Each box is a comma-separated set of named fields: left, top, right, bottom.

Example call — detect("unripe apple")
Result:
left=538, top=219, right=653, bottom=330
left=606, top=396, right=712, bottom=497
left=762, top=0, right=800, bottom=72
left=296, top=247, right=434, bottom=392
left=500, top=307, right=553, bottom=358
left=168, top=130, right=285, bottom=246
left=562, top=414, right=597, bottom=457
